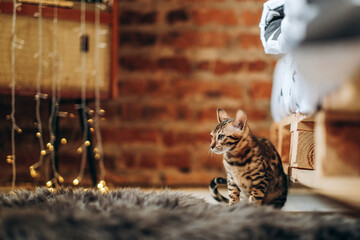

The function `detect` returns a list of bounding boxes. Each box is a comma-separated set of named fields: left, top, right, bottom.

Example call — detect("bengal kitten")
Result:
left=209, top=108, right=288, bottom=208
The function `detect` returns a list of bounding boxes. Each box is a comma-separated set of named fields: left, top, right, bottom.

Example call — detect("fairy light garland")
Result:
left=32, top=0, right=48, bottom=181
left=47, top=0, right=65, bottom=188
left=94, top=0, right=107, bottom=193
left=8, top=0, right=24, bottom=188
left=6, top=0, right=109, bottom=189
left=73, top=0, right=88, bottom=186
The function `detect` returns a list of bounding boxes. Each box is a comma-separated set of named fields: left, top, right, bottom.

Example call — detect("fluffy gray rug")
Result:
left=0, top=188, right=359, bottom=240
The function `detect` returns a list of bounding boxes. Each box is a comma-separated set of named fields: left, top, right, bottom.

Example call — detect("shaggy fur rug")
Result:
left=0, top=188, right=359, bottom=240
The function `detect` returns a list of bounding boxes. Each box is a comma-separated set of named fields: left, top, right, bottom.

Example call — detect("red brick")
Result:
left=175, top=104, right=193, bottom=120
left=162, top=151, right=191, bottom=170
left=193, top=9, right=238, bottom=26
left=238, top=33, right=263, bottom=49
left=162, top=131, right=210, bottom=147
left=196, top=106, right=218, bottom=122
left=142, top=104, right=173, bottom=120
left=161, top=31, right=231, bottom=48
left=196, top=106, right=238, bottom=122
left=248, top=60, right=267, bottom=72
left=242, top=107, right=269, bottom=121
left=101, top=127, right=159, bottom=143
left=120, top=10, right=157, bottom=25
left=158, top=56, right=191, bottom=74
left=250, top=81, right=272, bottom=99
left=118, top=79, right=147, bottom=96
left=196, top=61, right=211, bottom=71
left=140, top=153, right=160, bottom=169
left=120, top=31, right=157, bottom=47
left=120, top=102, right=143, bottom=121
left=166, top=9, right=189, bottom=25
left=122, top=151, right=137, bottom=168
left=120, top=56, right=155, bottom=72
left=200, top=154, right=224, bottom=170
left=173, top=80, right=244, bottom=99
left=241, top=9, right=262, bottom=26
left=213, top=60, right=244, bottom=75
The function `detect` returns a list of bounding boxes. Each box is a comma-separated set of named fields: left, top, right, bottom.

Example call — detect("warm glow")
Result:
left=73, top=178, right=79, bottom=185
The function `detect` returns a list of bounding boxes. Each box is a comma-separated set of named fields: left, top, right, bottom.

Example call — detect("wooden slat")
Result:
left=0, top=1, right=112, bottom=24
left=291, top=168, right=360, bottom=207
left=315, top=111, right=360, bottom=177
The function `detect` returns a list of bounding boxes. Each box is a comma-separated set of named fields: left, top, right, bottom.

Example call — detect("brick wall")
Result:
left=104, top=0, right=277, bottom=187
left=0, top=0, right=277, bottom=187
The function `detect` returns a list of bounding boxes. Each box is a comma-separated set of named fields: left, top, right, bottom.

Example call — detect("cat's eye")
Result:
left=218, top=134, right=225, bottom=140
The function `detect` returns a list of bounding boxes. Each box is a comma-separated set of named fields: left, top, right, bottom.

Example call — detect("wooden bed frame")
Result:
left=272, top=76, right=360, bottom=207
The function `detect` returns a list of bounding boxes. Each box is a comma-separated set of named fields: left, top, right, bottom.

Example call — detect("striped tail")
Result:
left=209, top=177, right=229, bottom=203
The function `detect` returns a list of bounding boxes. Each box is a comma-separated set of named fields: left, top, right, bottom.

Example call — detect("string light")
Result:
left=77, top=147, right=83, bottom=154
left=97, top=180, right=108, bottom=193
left=6, top=155, right=14, bottom=164
left=74, top=0, right=88, bottom=186
left=94, top=0, right=106, bottom=184
left=30, top=0, right=47, bottom=184
left=73, top=178, right=79, bottom=185
left=9, top=0, right=19, bottom=188
left=46, top=180, right=52, bottom=188
left=61, top=138, right=67, bottom=144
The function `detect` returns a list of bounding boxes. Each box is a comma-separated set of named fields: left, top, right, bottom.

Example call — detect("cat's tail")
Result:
left=209, top=177, right=229, bottom=203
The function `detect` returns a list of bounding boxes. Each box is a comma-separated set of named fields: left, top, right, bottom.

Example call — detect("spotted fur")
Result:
left=209, top=108, right=288, bottom=208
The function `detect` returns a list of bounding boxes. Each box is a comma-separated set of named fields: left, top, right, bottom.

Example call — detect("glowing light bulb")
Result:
left=17, top=128, right=22, bottom=133
left=85, top=141, right=90, bottom=146
left=41, top=150, right=47, bottom=156
left=87, top=119, right=93, bottom=124
left=36, top=132, right=41, bottom=138
left=90, top=128, right=94, bottom=133
left=73, top=178, right=79, bottom=185
left=58, top=175, right=64, bottom=183
left=46, top=180, right=52, bottom=188
left=95, top=153, right=100, bottom=160
left=77, top=147, right=83, bottom=154
left=6, top=155, right=13, bottom=164
left=97, top=182, right=103, bottom=189
left=49, top=145, right=54, bottom=151
left=47, top=143, right=52, bottom=148
left=30, top=169, right=38, bottom=178
left=99, top=109, right=105, bottom=115
left=61, top=138, right=67, bottom=144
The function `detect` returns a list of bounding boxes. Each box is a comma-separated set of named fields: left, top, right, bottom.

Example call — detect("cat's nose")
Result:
left=210, top=145, right=215, bottom=149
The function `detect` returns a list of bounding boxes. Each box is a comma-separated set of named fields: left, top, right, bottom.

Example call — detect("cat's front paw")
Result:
left=248, top=196, right=262, bottom=206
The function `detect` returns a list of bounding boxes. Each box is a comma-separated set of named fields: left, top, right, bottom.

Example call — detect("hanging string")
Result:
left=94, top=0, right=106, bottom=191
left=9, top=0, right=20, bottom=188
left=47, top=0, right=63, bottom=187
left=74, top=0, right=88, bottom=185
left=32, top=0, right=47, bottom=177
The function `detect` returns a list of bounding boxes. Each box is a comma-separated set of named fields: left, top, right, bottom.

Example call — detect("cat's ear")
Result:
left=233, top=109, right=247, bottom=130
left=217, top=108, right=230, bottom=123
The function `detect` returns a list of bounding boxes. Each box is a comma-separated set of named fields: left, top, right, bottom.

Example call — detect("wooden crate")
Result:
left=315, top=111, right=360, bottom=177
left=0, top=0, right=118, bottom=99
left=289, top=121, right=315, bottom=170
